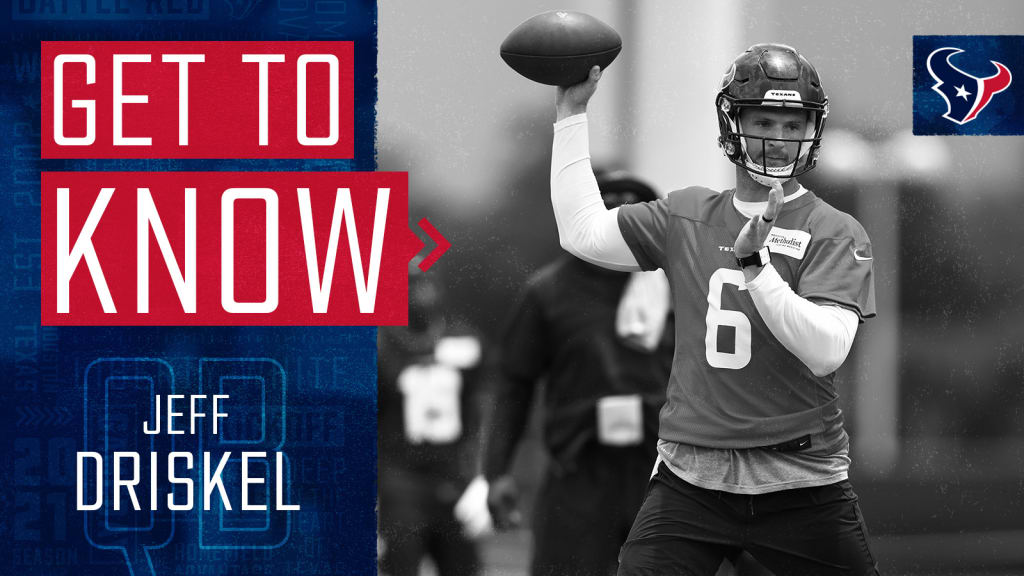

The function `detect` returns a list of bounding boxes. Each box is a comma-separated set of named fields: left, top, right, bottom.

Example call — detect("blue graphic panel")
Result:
left=0, top=1, right=380, bottom=574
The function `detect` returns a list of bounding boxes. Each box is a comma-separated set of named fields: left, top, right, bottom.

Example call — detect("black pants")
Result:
left=379, top=470, right=480, bottom=576
left=617, top=463, right=879, bottom=576
left=531, top=445, right=652, bottom=576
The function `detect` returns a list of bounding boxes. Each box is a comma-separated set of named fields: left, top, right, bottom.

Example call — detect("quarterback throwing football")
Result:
left=550, top=44, right=879, bottom=575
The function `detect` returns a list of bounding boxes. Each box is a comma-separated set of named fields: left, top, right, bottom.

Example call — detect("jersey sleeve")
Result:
left=796, top=215, right=877, bottom=320
left=617, top=198, right=671, bottom=271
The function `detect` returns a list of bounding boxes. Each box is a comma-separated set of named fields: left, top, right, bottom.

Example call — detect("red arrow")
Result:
left=416, top=218, right=450, bottom=271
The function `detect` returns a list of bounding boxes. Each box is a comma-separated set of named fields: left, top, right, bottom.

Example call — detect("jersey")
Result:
left=617, top=186, right=875, bottom=451
left=378, top=322, right=482, bottom=483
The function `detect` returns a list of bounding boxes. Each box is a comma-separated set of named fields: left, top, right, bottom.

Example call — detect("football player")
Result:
left=549, top=44, right=880, bottom=575
left=481, top=171, right=673, bottom=576
left=378, top=269, right=486, bottom=576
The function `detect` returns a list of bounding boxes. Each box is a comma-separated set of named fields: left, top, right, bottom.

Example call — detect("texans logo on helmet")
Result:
left=926, top=47, right=1012, bottom=125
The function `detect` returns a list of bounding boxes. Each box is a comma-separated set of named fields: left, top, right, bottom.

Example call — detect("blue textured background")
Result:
left=913, top=35, right=1022, bottom=135
left=0, top=1, right=380, bottom=574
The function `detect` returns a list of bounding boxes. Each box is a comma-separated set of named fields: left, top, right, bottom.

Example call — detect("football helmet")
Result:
left=595, top=169, right=659, bottom=209
left=716, top=43, right=828, bottom=185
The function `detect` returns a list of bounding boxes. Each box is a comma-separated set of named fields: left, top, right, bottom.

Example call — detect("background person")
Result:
left=482, top=171, right=674, bottom=576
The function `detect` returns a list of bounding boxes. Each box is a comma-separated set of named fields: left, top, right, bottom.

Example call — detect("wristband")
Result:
left=736, top=246, right=771, bottom=269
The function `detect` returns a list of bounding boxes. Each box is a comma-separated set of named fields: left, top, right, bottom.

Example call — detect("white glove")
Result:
left=453, top=475, right=494, bottom=539
left=616, top=270, right=671, bottom=352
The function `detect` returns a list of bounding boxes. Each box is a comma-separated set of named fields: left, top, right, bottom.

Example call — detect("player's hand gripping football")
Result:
left=556, top=65, right=602, bottom=121
left=734, top=179, right=784, bottom=262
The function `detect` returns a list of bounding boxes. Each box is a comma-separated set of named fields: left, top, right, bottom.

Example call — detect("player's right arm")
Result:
left=551, top=66, right=640, bottom=271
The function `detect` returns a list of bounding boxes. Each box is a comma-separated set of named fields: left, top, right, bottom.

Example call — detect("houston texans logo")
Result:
left=926, top=47, right=1012, bottom=125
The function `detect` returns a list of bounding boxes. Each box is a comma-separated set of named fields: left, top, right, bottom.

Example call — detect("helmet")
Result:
left=408, top=258, right=443, bottom=333
left=594, top=169, right=659, bottom=209
left=716, top=43, right=828, bottom=185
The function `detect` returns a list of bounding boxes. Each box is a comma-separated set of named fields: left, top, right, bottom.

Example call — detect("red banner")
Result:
left=41, top=172, right=420, bottom=325
left=41, top=42, right=355, bottom=158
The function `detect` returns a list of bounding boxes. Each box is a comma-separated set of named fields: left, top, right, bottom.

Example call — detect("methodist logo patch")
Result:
left=765, top=227, right=810, bottom=260
left=914, top=36, right=1022, bottom=135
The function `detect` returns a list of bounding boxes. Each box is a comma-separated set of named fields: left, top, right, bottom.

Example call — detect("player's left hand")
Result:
left=734, top=179, right=783, bottom=258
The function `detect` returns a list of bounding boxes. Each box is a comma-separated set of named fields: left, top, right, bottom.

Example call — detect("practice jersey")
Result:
left=378, top=323, right=481, bottom=482
left=618, top=186, right=875, bottom=450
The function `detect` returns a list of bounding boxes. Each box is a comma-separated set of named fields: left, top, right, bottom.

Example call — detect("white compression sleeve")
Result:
left=746, top=264, right=859, bottom=377
left=551, top=114, right=640, bottom=271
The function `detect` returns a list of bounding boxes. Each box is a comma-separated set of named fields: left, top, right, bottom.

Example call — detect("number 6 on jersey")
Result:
left=705, top=268, right=751, bottom=369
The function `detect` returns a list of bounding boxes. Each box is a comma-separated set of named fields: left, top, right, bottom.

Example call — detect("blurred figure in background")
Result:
left=480, top=171, right=673, bottom=576
left=378, top=266, right=487, bottom=576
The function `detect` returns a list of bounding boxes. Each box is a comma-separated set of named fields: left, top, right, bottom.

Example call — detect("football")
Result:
left=500, top=11, right=622, bottom=86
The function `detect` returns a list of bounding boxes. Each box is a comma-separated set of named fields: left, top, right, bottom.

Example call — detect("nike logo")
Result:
left=851, top=247, right=872, bottom=261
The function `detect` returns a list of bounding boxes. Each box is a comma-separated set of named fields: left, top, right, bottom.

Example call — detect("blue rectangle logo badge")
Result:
left=913, top=35, right=1019, bottom=135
